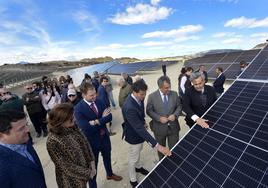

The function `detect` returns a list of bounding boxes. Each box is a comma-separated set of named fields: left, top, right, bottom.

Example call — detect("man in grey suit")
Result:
left=146, top=76, right=182, bottom=160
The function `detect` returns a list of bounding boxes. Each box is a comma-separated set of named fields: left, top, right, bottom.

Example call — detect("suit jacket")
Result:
left=213, top=73, right=226, bottom=94
left=97, top=85, right=110, bottom=107
left=0, top=142, right=47, bottom=188
left=146, top=90, right=182, bottom=136
left=122, top=95, right=157, bottom=147
left=74, top=99, right=112, bottom=151
left=183, top=85, right=217, bottom=127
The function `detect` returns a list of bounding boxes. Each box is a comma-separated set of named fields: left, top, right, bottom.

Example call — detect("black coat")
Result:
left=182, top=85, right=217, bottom=127
left=213, top=73, right=226, bottom=94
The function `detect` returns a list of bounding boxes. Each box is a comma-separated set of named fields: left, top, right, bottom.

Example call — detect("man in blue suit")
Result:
left=74, top=82, right=122, bottom=188
left=122, top=80, right=172, bottom=187
left=213, top=67, right=226, bottom=98
left=0, top=110, right=47, bottom=188
left=97, top=76, right=116, bottom=136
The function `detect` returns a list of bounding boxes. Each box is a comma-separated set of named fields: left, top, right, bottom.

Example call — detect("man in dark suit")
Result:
left=146, top=76, right=182, bottom=160
left=74, top=83, right=122, bottom=188
left=0, top=110, right=47, bottom=188
left=97, top=76, right=116, bottom=135
left=213, top=67, right=226, bottom=98
left=162, top=64, right=167, bottom=76
left=183, top=72, right=217, bottom=128
left=122, top=80, right=172, bottom=187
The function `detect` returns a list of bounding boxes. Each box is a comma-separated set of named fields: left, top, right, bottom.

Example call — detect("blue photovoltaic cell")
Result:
left=184, top=49, right=260, bottom=80
left=138, top=80, right=268, bottom=187
left=239, top=48, right=268, bottom=80
left=138, top=125, right=268, bottom=188
left=203, top=81, right=268, bottom=150
left=107, top=61, right=177, bottom=75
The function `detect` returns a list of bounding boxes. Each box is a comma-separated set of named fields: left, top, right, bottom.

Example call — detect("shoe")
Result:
left=107, top=174, right=123, bottom=181
left=36, top=133, right=41, bottom=138
left=135, top=167, right=149, bottom=175
left=109, top=132, right=116, bottom=136
left=130, top=181, right=138, bottom=188
left=43, top=132, right=48, bottom=137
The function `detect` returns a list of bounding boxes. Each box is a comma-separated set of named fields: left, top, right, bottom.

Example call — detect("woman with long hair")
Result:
left=46, top=103, right=96, bottom=188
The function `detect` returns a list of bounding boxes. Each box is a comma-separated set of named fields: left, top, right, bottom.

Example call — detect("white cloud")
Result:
left=212, top=32, right=235, bottom=38
left=222, top=37, right=242, bottom=44
left=72, top=10, right=101, bottom=33
left=142, top=25, right=203, bottom=39
left=224, top=16, right=268, bottom=28
left=250, top=33, right=268, bottom=38
left=108, top=3, right=172, bottom=25
left=250, top=32, right=268, bottom=43
left=151, top=0, right=161, bottom=6
left=141, top=41, right=172, bottom=47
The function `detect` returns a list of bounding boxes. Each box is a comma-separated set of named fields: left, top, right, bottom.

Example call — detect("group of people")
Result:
left=0, top=65, right=226, bottom=188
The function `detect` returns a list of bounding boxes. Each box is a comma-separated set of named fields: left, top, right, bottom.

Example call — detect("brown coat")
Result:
left=118, top=83, right=132, bottom=108
left=47, top=126, right=95, bottom=188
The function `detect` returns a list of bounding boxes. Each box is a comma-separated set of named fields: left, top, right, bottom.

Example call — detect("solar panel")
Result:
left=239, top=48, right=268, bottom=80
left=184, top=49, right=260, bottom=80
left=138, top=43, right=268, bottom=187
left=107, top=61, right=177, bottom=75
left=66, top=61, right=118, bottom=86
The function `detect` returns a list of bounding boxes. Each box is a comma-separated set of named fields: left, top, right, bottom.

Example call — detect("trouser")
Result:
left=29, top=112, right=47, bottom=134
left=89, top=136, right=113, bottom=188
left=128, top=143, right=143, bottom=182
left=108, top=91, right=116, bottom=107
left=154, top=129, right=179, bottom=160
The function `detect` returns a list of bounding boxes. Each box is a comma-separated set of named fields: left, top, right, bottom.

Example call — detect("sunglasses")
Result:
left=68, top=94, right=76, bottom=97
left=26, top=87, right=32, bottom=90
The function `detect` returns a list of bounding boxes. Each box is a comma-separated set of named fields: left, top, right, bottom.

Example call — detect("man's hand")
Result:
left=156, top=144, right=172, bottom=157
left=167, top=114, right=176, bottom=121
left=89, top=161, right=96, bottom=179
left=102, top=108, right=111, bottom=117
left=89, top=119, right=100, bottom=126
left=196, top=118, right=209, bottom=128
left=159, top=116, right=169, bottom=124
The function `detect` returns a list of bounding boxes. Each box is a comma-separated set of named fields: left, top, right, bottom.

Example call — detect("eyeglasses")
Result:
left=68, top=94, right=76, bottom=97
left=26, top=87, right=32, bottom=90
left=0, top=92, right=10, bottom=97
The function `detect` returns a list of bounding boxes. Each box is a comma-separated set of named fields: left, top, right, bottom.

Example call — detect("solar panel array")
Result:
left=138, top=44, right=268, bottom=187
left=67, top=60, right=177, bottom=86
left=106, top=60, right=177, bottom=75
left=184, top=49, right=260, bottom=80
left=239, top=45, right=268, bottom=80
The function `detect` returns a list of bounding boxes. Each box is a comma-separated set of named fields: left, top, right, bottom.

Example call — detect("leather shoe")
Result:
left=107, top=174, right=122, bottom=181
left=135, top=167, right=149, bottom=175
left=130, top=181, right=138, bottom=188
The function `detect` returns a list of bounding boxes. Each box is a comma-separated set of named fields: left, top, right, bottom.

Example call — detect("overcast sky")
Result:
left=0, top=0, right=267, bottom=64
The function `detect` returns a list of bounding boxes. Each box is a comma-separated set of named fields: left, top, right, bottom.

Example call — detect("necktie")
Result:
left=163, top=94, right=169, bottom=113
left=90, top=103, right=98, bottom=115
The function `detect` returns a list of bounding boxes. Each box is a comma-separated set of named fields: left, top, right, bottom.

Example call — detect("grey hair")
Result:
left=190, top=72, right=205, bottom=82
left=157, top=76, right=171, bottom=88
left=117, top=76, right=125, bottom=83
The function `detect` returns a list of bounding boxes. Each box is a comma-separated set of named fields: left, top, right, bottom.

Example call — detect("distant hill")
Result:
left=252, top=43, right=266, bottom=49
left=17, top=61, right=30, bottom=65
left=115, top=57, right=140, bottom=64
